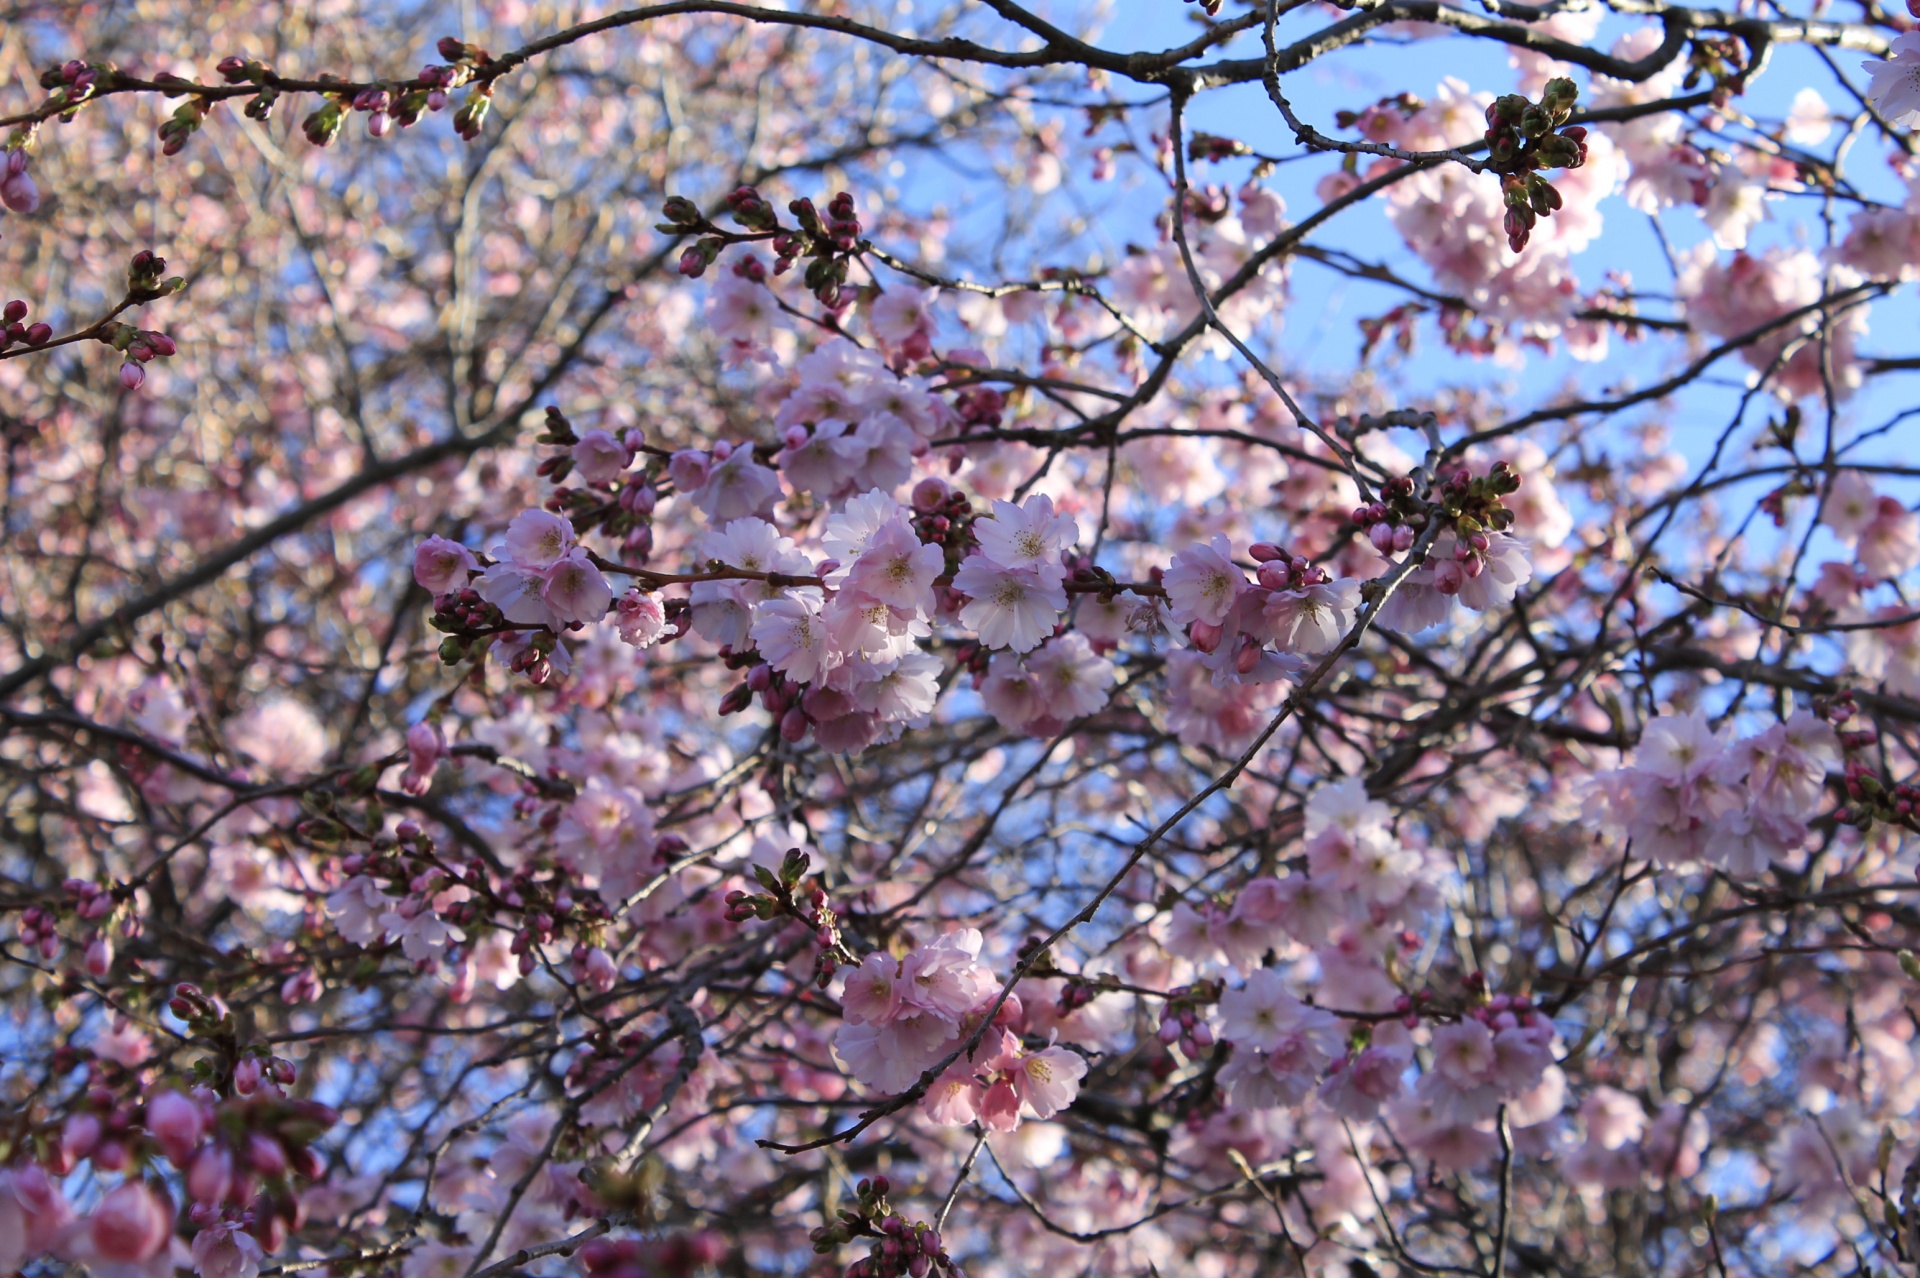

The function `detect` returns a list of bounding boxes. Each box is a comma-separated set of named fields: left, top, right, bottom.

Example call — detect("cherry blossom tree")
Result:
left=3, top=1, right=1920, bottom=1276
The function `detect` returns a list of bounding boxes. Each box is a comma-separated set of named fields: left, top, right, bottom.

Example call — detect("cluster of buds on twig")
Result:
left=8, top=878, right=123, bottom=963
left=428, top=585, right=509, bottom=660
left=719, top=657, right=799, bottom=725
left=1836, top=759, right=1920, bottom=835
left=1154, top=981, right=1221, bottom=1058
left=723, top=848, right=855, bottom=986
left=2, top=298, right=54, bottom=350
left=660, top=187, right=865, bottom=308
left=1352, top=465, right=1489, bottom=557
left=811, top=1179, right=967, bottom=1278
left=1429, top=460, right=1522, bottom=535
left=537, top=407, right=659, bottom=554
left=13, top=904, right=65, bottom=960
left=214, top=58, right=280, bottom=122
left=907, top=476, right=976, bottom=568
left=36, top=60, right=102, bottom=116
left=127, top=249, right=186, bottom=303
left=122, top=1074, right=335, bottom=1250
left=1390, top=989, right=1437, bottom=1028
left=170, top=988, right=311, bottom=1109
left=102, top=322, right=178, bottom=391
left=1818, top=689, right=1864, bottom=734
left=237, top=39, right=478, bottom=147
left=947, top=383, right=1006, bottom=434
left=428, top=39, right=495, bottom=139
left=1484, top=78, right=1589, bottom=252
left=1250, top=542, right=1334, bottom=591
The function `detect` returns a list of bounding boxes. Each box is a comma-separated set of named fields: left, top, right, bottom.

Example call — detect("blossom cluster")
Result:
left=4, top=1033, right=336, bottom=1278
left=1590, top=709, right=1841, bottom=876
left=832, top=928, right=1087, bottom=1131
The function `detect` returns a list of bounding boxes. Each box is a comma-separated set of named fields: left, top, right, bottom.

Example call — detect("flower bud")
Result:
left=185, top=1144, right=234, bottom=1205
left=583, top=947, right=617, bottom=993
left=246, top=1134, right=288, bottom=1177
left=63, top=1112, right=103, bottom=1163
left=146, top=1091, right=205, bottom=1164
left=90, top=1182, right=172, bottom=1262
left=0, top=159, right=40, bottom=215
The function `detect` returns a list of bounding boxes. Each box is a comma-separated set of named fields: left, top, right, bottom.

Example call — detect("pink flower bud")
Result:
left=667, top=449, right=711, bottom=491
left=232, top=1057, right=263, bottom=1096
left=1370, top=521, right=1396, bottom=553
left=0, top=166, right=40, bottom=215
left=911, top=477, right=951, bottom=512
left=89, top=1181, right=172, bottom=1262
left=583, top=947, right=617, bottom=993
left=85, top=936, right=113, bottom=978
left=63, top=1112, right=103, bottom=1162
left=119, top=362, right=145, bottom=391
left=186, top=1143, right=234, bottom=1205
left=289, top=1145, right=324, bottom=1179
left=145, top=1091, right=205, bottom=1164
left=1189, top=620, right=1223, bottom=653
left=403, top=720, right=446, bottom=796
left=245, top=1134, right=288, bottom=1177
